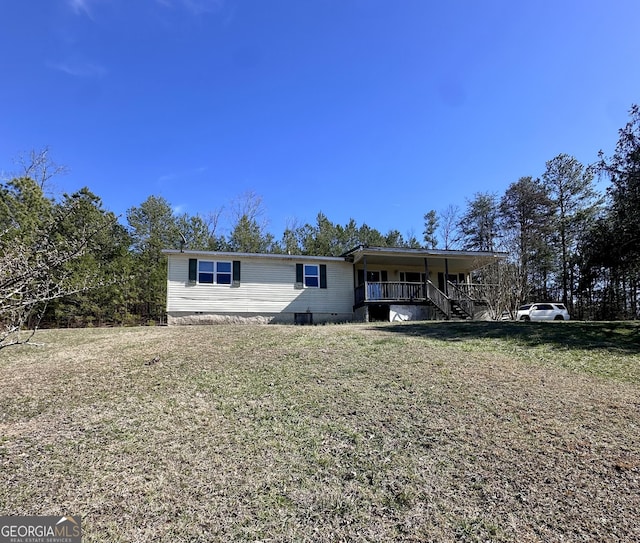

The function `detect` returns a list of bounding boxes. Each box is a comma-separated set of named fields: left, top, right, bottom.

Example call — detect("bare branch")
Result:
left=229, top=190, right=268, bottom=229
left=204, top=207, right=224, bottom=238
left=14, top=146, right=69, bottom=194
left=439, top=204, right=461, bottom=250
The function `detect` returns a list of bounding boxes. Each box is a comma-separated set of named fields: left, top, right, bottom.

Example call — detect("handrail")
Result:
left=453, top=283, right=499, bottom=301
left=447, top=281, right=474, bottom=318
left=426, top=280, right=450, bottom=319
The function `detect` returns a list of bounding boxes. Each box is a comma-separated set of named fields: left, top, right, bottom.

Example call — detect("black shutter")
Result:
left=381, top=270, right=388, bottom=282
left=188, top=258, right=197, bottom=283
left=296, top=263, right=304, bottom=284
left=233, top=260, right=241, bottom=284
left=320, top=264, right=327, bottom=289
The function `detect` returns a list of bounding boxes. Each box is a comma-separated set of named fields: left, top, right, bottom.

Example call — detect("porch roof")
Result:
left=341, top=245, right=508, bottom=270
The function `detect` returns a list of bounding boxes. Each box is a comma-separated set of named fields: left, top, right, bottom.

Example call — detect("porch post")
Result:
left=423, top=257, right=429, bottom=300
left=363, top=256, right=368, bottom=301
left=352, top=264, right=357, bottom=306
left=444, top=258, right=449, bottom=296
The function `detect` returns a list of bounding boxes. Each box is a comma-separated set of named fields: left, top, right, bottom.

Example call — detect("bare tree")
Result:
left=204, top=207, right=224, bottom=238
left=0, top=207, right=115, bottom=348
left=279, top=216, right=304, bottom=255
left=470, top=258, right=518, bottom=320
left=1, top=152, right=114, bottom=349
left=15, top=146, right=69, bottom=193
left=228, top=191, right=274, bottom=253
left=439, top=204, right=461, bottom=249
left=229, top=190, right=268, bottom=229
left=1, top=226, right=101, bottom=348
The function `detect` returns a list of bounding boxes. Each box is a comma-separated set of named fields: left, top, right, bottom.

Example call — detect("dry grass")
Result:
left=1, top=322, right=639, bottom=542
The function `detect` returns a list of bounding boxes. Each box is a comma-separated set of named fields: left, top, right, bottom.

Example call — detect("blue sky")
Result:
left=1, top=0, right=639, bottom=241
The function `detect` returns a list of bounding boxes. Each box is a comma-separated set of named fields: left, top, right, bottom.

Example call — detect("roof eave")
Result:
left=161, top=249, right=348, bottom=262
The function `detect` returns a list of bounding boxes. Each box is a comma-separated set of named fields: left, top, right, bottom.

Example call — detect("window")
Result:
left=198, top=261, right=214, bottom=283
left=216, top=261, right=232, bottom=284
left=304, top=264, right=319, bottom=287
left=400, top=272, right=426, bottom=282
left=198, top=260, right=232, bottom=284
left=189, top=259, right=240, bottom=285
left=357, top=269, right=388, bottom=285
left=296, top=263, right=327, bottom=288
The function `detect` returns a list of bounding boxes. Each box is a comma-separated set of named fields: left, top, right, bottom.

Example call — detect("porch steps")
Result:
left=429, top=300, right=472, bottom=321
left=450, top=301, right=472, bottom=320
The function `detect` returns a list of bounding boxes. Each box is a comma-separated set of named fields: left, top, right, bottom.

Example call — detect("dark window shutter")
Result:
left=296, top=263, right=303, bottom=283
left=233, top=260, right=241, bottom=283
left=188, top=259, right=197, bottom=283
left=381, top=270, right=388, bottom=282
left=320, top=264, right=327, bottom=289
left=459, top=273, right=465, bottom=283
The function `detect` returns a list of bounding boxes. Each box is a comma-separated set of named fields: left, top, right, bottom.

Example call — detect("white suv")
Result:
left=516, top=303, right=570, bottom=321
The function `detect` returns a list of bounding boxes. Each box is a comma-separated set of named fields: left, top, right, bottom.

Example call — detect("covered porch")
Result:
left=342, top=246, right=506, bottom=321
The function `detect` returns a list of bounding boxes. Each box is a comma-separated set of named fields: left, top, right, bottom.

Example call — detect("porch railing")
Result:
left=355, top=281, right=453, bottom=318
left=355, top=282, right=425, bottom=305
left=354, top=280, right=497, bottom=319
left=449, top=282, right=494, bottom=301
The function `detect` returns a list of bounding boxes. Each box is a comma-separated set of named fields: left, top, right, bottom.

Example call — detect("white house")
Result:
left=163, top=246, right=506, bottom=324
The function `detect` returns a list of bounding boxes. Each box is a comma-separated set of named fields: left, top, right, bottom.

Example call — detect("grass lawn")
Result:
left=1, top=321, right=639, bottom=542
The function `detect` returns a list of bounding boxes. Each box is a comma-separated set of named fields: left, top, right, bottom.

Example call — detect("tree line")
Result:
left=1, top=105, right=638, bottom=345
left=432, top=105, right=639, bottom=321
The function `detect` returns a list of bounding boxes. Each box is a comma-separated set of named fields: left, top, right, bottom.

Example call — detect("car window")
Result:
left=533, top=304, right=554, bottom=310
left=554, top=304, right=566, bottom=310
left=519, top=305, right=531, bottom=310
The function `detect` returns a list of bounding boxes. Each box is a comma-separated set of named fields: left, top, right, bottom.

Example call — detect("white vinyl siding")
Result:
left=167, top=254, right=353, bottom=315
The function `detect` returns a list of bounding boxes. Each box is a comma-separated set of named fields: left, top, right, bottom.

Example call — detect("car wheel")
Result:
left=520, top=315, right=530, bottom=321
left=554, top=315, right=564, bottom=320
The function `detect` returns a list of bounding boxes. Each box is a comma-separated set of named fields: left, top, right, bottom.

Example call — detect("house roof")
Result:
left=161, top=249, right=347, bottom=263
left=162, top=246, right=508, bottom=271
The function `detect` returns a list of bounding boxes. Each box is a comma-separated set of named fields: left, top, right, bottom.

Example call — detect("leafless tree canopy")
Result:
left=15, top=146, right=69, bottom=193
left=439, top=204, right=461, bottom=250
